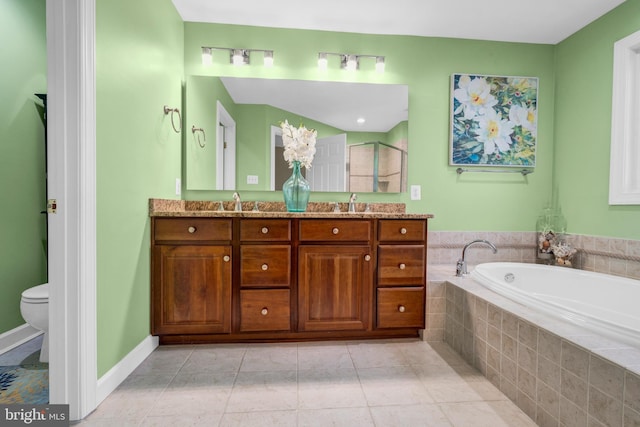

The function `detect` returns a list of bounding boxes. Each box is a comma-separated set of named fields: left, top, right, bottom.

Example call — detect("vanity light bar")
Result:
left=318, top=52, right=385, bottom=72
left=201, top=47, right=274, bottom=67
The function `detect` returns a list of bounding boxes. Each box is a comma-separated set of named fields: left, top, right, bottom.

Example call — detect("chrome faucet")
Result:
left=456, top=239, right=498, bottom=276
left=348, top=193, right=358, bottom=213
left=232, top=192, right=241, bottom=212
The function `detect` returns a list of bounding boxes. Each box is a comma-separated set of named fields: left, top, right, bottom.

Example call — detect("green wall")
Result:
left=0, top=0, right=47, bottom=335
left=185, top=76, right=235, bottom=190
left=554, top=0, right=640, bottom=240
left=96, top=0, right=184, bottom=376
left=182, top=23, right=556, bottom=231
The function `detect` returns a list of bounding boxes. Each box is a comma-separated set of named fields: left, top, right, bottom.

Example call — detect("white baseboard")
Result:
left=0, top=324, right=43, bottom=355
left=96, top=335, right=159, bottom=405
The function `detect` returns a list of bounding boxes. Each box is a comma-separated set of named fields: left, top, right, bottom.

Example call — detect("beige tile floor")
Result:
left=78, top=339, right=536, bottom=427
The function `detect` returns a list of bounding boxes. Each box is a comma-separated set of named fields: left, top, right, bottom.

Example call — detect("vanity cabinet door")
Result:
left=298, top=245, right=373, bottom=331
left=152, top=245, right=232, bottom=335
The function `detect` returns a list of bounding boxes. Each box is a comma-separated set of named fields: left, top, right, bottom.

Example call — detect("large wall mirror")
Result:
left=185, top=76, right=408, bottom=193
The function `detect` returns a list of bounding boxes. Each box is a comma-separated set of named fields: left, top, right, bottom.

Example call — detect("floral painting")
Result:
left=450, top=73, right=538, bottom=167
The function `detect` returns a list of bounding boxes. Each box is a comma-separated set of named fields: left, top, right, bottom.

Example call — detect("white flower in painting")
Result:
left=475, top=109, right=515, bottom=155
left=509, top=104, right=537, bottom=137
left=280, top=120, right=317, bottom=169
left=454, top=75, right=498, bottom=120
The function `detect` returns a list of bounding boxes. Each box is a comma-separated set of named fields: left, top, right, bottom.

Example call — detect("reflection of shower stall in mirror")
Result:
left=348, top=141, right=407, bottom=193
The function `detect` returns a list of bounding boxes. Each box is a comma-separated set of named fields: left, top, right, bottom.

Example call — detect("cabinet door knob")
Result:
left=261, top=308, right=268, bottom=316
left=364, top=254, right=371, bottom=261
left=223, top=255, right=230, bottom=262
left=398, top=305, right=406, bottom=313
left=188, top=226, right=197, bottom=234
left=261, top=263, right=269, bottom=271
left=261, top=227, right=269, bottom=234
left=400, top=227, right=407, bottom=235
left=332, top=227, right=339, bottom=235
left=399, top=263, right=406, bottom=270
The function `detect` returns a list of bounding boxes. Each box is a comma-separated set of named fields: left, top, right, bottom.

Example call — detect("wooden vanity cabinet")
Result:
left=151, top=215, right=428, bottom=343
left=238, top=219, right=292, bottom=333
left=376, top=220, right=427, bottom=329
left=151, top=218, right=232, bottom=335
left=298, top=219, right=373, bottom=332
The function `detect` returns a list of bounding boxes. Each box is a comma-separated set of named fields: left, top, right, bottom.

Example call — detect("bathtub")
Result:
left=470, top=262, right=640, bottom=349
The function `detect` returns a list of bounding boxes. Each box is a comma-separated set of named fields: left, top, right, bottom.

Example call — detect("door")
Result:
left=152, top=245, right=232, bottom=335
left=305, top=133, right=347, bottom=192
left=216, top=101, right=236, bottom=190
left=298, top=245, right=372, bottom=331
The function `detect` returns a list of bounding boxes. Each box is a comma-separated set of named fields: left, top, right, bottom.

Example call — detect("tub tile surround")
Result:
left=436, top=267, right=640, bottom=427
left=427, top=231, right=640, bottom=280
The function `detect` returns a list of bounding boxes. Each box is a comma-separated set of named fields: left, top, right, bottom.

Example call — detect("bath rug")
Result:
left=0, top=363, right=48, bottom=404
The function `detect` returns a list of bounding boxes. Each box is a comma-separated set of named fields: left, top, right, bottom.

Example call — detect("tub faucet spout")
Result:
left=232, top=192, right=241, bottom=212
left=456, top=239, right=498, bottom=277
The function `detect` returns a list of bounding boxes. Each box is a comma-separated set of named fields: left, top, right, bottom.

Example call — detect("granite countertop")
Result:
left=149, top=199, right=433, bottom=219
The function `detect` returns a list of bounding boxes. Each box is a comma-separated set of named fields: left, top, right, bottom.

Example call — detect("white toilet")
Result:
left=20, top=283, right=49, bottom=363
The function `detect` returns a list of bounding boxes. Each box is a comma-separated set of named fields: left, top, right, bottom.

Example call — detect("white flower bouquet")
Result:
left=280, top=120, right=317, bottom=169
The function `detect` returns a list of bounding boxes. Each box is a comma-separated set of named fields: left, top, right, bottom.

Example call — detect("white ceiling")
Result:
left=220, top=77, right=408, bottom=132
left=172, top=0, right=626, bottom=45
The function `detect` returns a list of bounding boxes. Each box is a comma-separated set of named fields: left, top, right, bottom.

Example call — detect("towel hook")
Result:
left=192, top=125, right=206, bottom=148
left=163, top=105, right=182, bottom=133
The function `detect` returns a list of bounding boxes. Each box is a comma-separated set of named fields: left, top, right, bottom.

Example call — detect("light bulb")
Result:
left=201, top=47, right=212, bottom=66
left=263, top=51, right=274, bottom=67
left=345, top=55, right=358, bottom=71
left=232, top=49, right=247, bottom=66
left=318, top=53, right=328, bottom=70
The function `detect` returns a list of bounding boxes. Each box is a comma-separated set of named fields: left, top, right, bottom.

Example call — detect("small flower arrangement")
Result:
left=280, top=120, right=317, bottom=169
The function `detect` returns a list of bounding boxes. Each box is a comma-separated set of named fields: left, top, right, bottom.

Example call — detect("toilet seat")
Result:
left=21, top=283, right=49, bottom=304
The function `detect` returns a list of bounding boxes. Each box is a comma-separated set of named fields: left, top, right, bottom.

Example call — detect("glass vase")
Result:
left=282, top=161, right=310, bottom=212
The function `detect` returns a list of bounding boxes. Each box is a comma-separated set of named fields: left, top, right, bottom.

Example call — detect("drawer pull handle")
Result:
left=364, top=254, right=371, bottom=262
left=261, top=263, right=269, bottom=271
left=188, top=226, right=197, bottom=234
left=400, top=227, right=407, bottom=235
left=332, top=227, right=339, bottom=235
left=398, top=305, right=406, bottom=313
left=223, top=255, right=230, bottom=262
left=399, top=263, right=406, bottom=270
left=261, top=227, right=269, bottom=234
left=261, top=308, right=268, bottom=316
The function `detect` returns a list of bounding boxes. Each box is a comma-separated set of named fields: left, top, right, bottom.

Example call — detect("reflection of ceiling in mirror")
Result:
left=219, top=77, right=408, bottom=132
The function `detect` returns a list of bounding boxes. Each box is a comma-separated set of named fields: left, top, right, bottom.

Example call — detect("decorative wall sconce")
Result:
left=201, top=47, right=274, bottom=67
left=318, top=52, right=385, bottom=72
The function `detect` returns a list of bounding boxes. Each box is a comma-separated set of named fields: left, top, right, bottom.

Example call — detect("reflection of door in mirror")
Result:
left=271, top=127, right=346, bottom=192
left=216, top=101, right=236, bottom=190
left=306, top=134, right=347, bottom=192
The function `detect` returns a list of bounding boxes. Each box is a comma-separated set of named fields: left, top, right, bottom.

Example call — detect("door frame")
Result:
left=216, top=101, right=236, bottom=190
left=47, top=0, right=97, bottom=420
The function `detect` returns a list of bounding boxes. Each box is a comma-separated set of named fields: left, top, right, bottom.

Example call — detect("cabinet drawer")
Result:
left=154, top=218, right=232, bottom=242
left=299, top=219, right=371, bottom=242
left=240, top=246, right=291, bottom=287
left=378, top=245, right=425, bottom=286
left=378, top=220, right=426, bottom=242
left=377, top=287, right=425, bottom=329
left=240, top=289, right=291, bottom=332
left=240, top=219, right=291, bottom=241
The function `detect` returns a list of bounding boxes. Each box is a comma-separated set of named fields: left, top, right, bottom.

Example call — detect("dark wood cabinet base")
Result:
left=158, top=329, right=421, bottom=345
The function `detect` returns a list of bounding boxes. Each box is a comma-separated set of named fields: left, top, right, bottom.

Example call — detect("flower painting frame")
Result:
left=450, top=73, right=538, bottom=168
